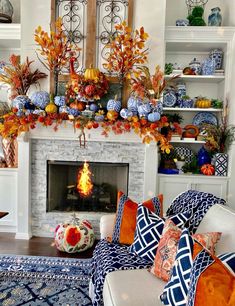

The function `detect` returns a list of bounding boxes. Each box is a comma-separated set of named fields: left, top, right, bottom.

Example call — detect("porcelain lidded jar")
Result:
left=189, top=58, right=201, bottom=75
left=208, top=7, right=222, bottom=26
left=209, top=49, right=223, bottom=70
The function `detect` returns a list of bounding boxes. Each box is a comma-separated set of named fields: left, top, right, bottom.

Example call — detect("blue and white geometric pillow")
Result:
left=129, top=205, right=165, bottom=262
left=129, top=206, right=191, bottom=262
left=160, top=228, right=194, bottom=306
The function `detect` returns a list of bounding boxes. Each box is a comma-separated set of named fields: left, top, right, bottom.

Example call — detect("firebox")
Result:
left=46, top=161, right=129, bottom=213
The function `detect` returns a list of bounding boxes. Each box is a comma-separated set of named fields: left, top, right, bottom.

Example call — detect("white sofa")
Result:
left=94, top=204, right=235, bottom=306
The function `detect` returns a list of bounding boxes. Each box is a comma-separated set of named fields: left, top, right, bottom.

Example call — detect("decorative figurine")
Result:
left=208, top=7, right=222, bottom=26
left=0, top=0, right=13, bottom=23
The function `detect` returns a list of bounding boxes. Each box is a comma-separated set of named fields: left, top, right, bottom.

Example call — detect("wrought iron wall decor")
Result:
left=55, top=0, right=88, bottom=73
left=96, top=0, right=129, bottom=73
left=185, top=0, right=208, bottom=14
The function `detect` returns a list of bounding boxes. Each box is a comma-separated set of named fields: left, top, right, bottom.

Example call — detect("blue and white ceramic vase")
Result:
left=208, top=7, right=222, bottom=26
left=214, top=153, right=228, bottom=176
left=189, top=58, right=201, bottom=75
left=201, top=58, right=215, bottom=75
left=197, top=146, right=211, bottom=166
left=176, top=83, right=186, bottom=99
left=12, top=95, right=31, bottom=110
left=209, top=49, right=223, bottom=70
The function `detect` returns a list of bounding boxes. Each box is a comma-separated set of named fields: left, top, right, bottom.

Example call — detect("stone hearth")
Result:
left=16, top=124, right=159, bottom=239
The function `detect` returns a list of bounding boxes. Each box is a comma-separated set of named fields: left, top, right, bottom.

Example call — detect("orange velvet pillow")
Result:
left=191, top=244, right=235, bottom=306
left=111, top=191, right=163, bottom=245
left=150, top=219, right=221, bottom=282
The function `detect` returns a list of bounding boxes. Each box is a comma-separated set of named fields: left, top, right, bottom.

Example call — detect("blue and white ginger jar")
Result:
left=189, top=58, right=201, bottom=75
left=30, top=91, right=50, bottom=109
left=209, top=49, right=223, bottom=70
left=12, top=95, right=31, bottom=110
left=176, top=83, right=186, bottom=99
left=208, top=7, right=222, bottom=26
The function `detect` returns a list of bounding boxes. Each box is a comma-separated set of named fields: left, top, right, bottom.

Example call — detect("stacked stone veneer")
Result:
left=31, top=139, right=145, bottom=237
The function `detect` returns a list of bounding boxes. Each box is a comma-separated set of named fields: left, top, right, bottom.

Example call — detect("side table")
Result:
left=54, top=218, right=95, bottom=253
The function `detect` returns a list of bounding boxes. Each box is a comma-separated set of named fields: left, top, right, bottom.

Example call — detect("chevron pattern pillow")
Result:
left=129, top=206, right=191, bottom=262
left=160, top=228, right=194, bottom=306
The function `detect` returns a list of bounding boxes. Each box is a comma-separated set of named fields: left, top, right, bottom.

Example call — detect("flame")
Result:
left=77, top=161, right=93, bottom=197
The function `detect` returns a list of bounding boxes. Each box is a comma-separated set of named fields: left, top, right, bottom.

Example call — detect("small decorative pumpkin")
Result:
left=195, top=98, right=211, bottom=108
left=54, top=96, right=66, bottom=107
left=127, top=96, right=143, bottom=113
left=137, top=102, right=151, bottom=118
left=90, top=103, right=99, bottom=112
left=201, top=164, right=215, bottom=176
left=148, top=112, right=161, bottom=122
left=45, top=101, right=58, bottom=114
left=120, top=108, right=133, bottom=120
left=107, top=95, right=121, bottom=112
left=84, top=65, right=100, bottom=81
left=72, top=101, right=86, bottom=111
left=107, top=110, right=119, bottom=121
left=30, top=91, right=50, bottom=109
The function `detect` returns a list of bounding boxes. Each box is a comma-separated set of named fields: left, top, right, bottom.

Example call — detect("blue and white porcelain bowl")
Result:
left=30, top=91, right=50, bottom=109
left=176, top=19, right=189, bottom=26
left=178, top=98, right=194, bottom=108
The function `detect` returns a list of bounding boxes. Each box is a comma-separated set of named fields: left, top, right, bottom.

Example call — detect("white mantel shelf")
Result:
left=0, top=24, right=21, bottom=48
left=28, top=123, right=142, bottom=143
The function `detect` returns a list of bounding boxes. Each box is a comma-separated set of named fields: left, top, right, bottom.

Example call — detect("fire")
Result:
left=77, top=161, right=93, bottom=197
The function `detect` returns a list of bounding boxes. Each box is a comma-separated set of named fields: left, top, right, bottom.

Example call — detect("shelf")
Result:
left=158, top=173, right=229, bottom=179
left=165, top=26, right=235, bottom=49
left=0, top=24, right=21, bottom=48
left=170, top=140, right=205, bottom=144
left=164, top=74, right=225, bottom=83
left=163, top=107, right=222, bottom=112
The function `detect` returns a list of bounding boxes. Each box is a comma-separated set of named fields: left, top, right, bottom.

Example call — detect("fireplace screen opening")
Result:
left=47, top=161, right=129, bottom=213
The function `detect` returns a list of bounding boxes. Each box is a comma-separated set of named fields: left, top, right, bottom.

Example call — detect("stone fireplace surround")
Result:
left=16, top=124, right=159, bottom=239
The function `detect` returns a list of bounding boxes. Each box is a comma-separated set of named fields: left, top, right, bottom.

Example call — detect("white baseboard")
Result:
left=15, top=232, right=32, bottom=240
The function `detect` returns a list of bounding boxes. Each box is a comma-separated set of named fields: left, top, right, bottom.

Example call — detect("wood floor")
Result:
left=0, top=233, right=98, bottom=259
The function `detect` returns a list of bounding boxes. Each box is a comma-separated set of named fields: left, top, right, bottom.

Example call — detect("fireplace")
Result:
left=47, top=160, right=129, bottom=213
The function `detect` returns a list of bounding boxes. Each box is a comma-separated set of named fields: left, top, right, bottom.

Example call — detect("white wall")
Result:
left=10, top=0, right=20, bottom=23
left=133, top=0, right=166, bottom=72
left=166, top=0, right=228, bottom=26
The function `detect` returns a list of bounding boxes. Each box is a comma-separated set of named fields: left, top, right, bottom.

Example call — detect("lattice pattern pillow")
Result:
left=160, top=228, right=194, bottom=306
left=129, top=206, right=191, bottom=262
left=112, top=191, right=162, bottom=245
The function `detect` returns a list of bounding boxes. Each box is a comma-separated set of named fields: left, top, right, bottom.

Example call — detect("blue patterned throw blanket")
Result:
left=0, top=255, right=92, bottom=306
left=91, top=239, right=152, bottom=306
left=166, top=190, right=226, bottom=233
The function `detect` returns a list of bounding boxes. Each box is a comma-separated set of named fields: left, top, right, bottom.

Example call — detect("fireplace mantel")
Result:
left=28, top=123, right=142, bottom=143
left=15, top=125, right=159, bottom=239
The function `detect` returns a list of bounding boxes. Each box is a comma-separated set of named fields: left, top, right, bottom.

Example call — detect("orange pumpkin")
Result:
left=70, top=101, right=86, bottom=111
left=107, top=110, right=119, bottom=121
left=84, top=65, right=100, bottom=80
left=201, top=164, right=215, bottom=176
